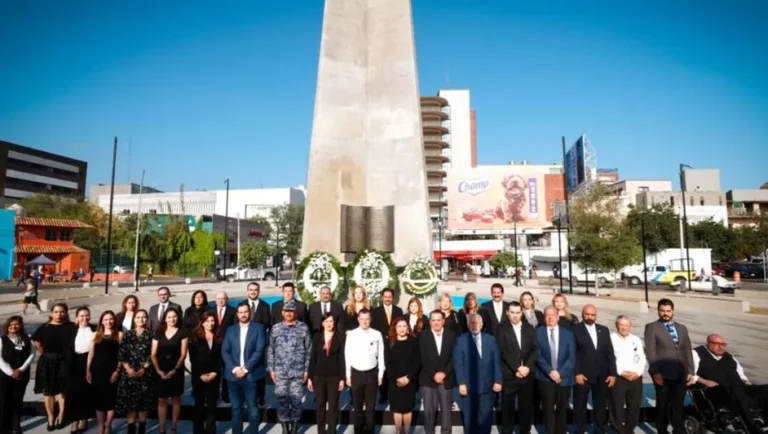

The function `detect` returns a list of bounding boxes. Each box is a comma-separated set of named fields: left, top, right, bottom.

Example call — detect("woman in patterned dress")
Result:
left=116, top=309, right=153, bottom=434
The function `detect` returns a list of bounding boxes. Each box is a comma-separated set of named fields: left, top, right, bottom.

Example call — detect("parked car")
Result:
left=93, top=264, right=133, bottom=274
left=669, top=275, right=737, bottom=294
left=217, top=266, right=295, bottom=282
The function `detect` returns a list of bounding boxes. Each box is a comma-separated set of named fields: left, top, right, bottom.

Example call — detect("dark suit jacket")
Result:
left=308, top=332, right=345, bottom=378
left=222, top=322, right=267, bottom=382
left=246, top=299, right=271, bottom=329
left=148, top=302, right=183, bottom=331
left=371, top=304, right=404, bottom=341
left=403, top=313, right=430, bottom=335
left=308, top=301, right=345, bottom=334
left=209, top=306, right=236, bottom=330
left=496, top=321, right=538, bottom=385
left=454, top=332, right=502, bottom=395
left=521, top=309, right=545, bottom=327
left=270, top=299, right=308, bottom=326
left=535, top=326, right=576, bottom=387
left=572, top=322, right=618, bottom=382
left=457, top=309, right=491, bottom=335
left=189, top=335, right=223, bottom=379
left=418, top=328, right=456, bottom=389
left=643, top=320, right=694, bottom=380
left=480, top=300, right=510, bottom=336
left=115, top=312, right=135, bottom=332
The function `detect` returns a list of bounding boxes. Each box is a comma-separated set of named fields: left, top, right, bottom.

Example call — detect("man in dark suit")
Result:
left=644, top=298, right=694, bottom=434
left=496, top=301, right=538, bottom=434
left=536, top=306, right=576, bottom=434
left=454, top=312, right=502, bottom=434
left=148, top=286, right=182, bottom=331
left=371, top=288, right=403, bottom=404
left=419, top=310, right=456, bottom=434
left=308, top=285, right=344, bottom=334
left=572, top=304, right=617, bottom=434
left=211, top=290, right=236, bottom=329
left=480, top=283, right=509, bottom=336
left=222, top=301, right=267, bottom=434
left=244, top=281, right=271, bottom=407
left=270, top=282, right=308, bottom=325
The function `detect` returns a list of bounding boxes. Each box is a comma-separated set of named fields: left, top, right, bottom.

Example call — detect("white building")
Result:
left=437, top=89, right=473, bottom=170
left=605, top=179, right=673, bottom=214
left=97, top=187, right=305, bottom=219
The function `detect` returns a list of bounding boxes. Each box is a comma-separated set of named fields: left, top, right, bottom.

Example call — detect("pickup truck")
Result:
left=217, top=266, right=294, bottom=282
left=623, top=264, right=695, bottom=286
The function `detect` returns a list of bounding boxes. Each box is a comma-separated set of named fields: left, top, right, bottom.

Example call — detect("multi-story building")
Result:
left=420, top=95, right=452, bottom=226
left=726, top=186, right=768, bottom=227
left=89, top=183, right=163, bottom=204
left=436, top=89, right=476, bottom=170
left=0, top=140, right=88, bottom=205
left=605, top=179, right=673, bottom=214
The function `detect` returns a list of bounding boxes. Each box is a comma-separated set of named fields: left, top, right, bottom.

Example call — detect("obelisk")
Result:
left=301, top=0, right=432, bottom=265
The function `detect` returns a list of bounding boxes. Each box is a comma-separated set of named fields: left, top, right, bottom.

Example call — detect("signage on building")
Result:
left=447, top=166, right=548, bottom=231
left=675, top=205, right=729, bottom=227
left=565, top=135, right=587, bottom=193
left=247, top=229, right=263, bottom=238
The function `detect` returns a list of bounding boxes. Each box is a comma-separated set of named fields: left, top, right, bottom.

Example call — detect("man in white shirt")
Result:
left=609, top=315, right=647, bottom=434
left=692, top=334, right=768, bottom=433
left=148, top=286, right=182, bottom=331
left=480, top=283, right=509, bottom=336
left=344, top=309, right=385, bottom=434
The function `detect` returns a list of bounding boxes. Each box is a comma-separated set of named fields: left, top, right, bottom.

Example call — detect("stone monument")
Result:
left=301, top=0, right=432, bottom=264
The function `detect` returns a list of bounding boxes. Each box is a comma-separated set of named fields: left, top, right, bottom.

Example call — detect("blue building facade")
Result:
left=0, top=210, right=16, bottom=281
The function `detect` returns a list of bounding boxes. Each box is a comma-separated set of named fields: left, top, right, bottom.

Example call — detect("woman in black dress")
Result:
left=117, top=309, right=153, bottom=434
left=32, top=302, right=76, bottom=431
left=437, top=293, right=461, bottom=336
left=520, top=291, right=544, bottom=328
left=404, top=297, right=428, bottom=335
left=386, top=317, right=420, bottom=434
left=69, top=307, right=96, bottom=434
left=0, top=316, right=34, bottom=434
left=308, top=313, right=345, bottom=434
left=457, top=292, right=490, bottom=334
left=151, top=309, right=188, bottom=434
left=116, top=295, right=140, bottom=332
left=552, top=293, right=579, bottom=328
left=188, top=311, right=222, bottom=434
left=183, top=290, right=209, bottom=333
left=87, top=311, right=122, bottom=434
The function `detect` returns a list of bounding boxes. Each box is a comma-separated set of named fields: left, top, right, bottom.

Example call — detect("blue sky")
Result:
left=1, top=0, right=766, bottom=193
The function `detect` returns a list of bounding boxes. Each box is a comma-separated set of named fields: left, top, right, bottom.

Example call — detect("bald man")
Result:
left=571, top=304, right=616, bottom=434
left=692, top=334, right=768, bottom=433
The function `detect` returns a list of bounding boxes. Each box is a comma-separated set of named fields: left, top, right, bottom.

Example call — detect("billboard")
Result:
left=565, top=135, right=586, bottom=193
left=447, top=166, right=548, bottom=231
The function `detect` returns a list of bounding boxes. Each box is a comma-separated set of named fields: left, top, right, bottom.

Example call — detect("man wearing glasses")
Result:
left=692, top=334, right=768, bottom=434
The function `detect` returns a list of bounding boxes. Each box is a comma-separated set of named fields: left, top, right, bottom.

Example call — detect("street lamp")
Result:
left=513, top=219, right=519, bottom=286
left=222, top=178, right=230, bottom=278
left=679, top=164, right=693, bottom=293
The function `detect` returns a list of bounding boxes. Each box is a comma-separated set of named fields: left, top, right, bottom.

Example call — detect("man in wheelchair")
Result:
left=691, top=334, right=767, bottom=433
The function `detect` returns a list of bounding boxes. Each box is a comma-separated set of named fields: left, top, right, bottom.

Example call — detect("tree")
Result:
left=269, top=204, right=305, bottom=264
left=569, top=185, right=643, bottom=288
left=688, top=220, right=735, bottom=262
left=239, top=241, right=269, bottom=269
left=489, top=251, right=524, bottom=273
left=625, top=203, right=680, bottom=254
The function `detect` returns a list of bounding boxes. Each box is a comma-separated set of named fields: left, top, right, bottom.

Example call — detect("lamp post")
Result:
left=133, top=170, right=145, bottom=291
left=556, top=215, right=563, bottom=293
left=438, top=188, right=444, bottom=279
left=513, top=219, right=519, bottom=286
left=679, top=164, right=693, bottom=293
left=641, top=211, right=650, bottom=307
left=105, top=137, right=118, bottom=295
left=223, top=178, right=230, bottom=278
left=561, top=136, right=574, bottom=294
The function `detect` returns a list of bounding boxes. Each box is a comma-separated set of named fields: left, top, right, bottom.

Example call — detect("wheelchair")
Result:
left=684, top=384, right=766, bottom=434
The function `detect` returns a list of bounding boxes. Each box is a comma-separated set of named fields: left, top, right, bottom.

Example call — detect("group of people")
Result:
left=1, top=281, right=766, bottom=434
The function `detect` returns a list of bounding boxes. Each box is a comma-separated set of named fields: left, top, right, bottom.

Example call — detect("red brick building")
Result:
left=15, top=216, right=92, bottom=277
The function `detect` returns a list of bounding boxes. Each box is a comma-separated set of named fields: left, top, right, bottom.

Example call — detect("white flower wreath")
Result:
left=298, top=252, right=342, bottom=302
left=400, top=254, right=440, bottom=297
left=350, top=250, right=395, bottom=304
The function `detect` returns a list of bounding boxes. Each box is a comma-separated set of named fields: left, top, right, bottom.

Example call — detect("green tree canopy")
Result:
left=489, top=251, right=524, bottom=271
left=269, top=204, right=304, bottom=263
left=239, top=241, right=269, bottom=269
left=625, top=203, right=680, bottom=254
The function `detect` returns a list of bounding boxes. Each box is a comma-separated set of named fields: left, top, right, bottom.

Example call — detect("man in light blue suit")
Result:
left=454, top=313, right=502, bottom=434
left=536, top=306, right=577, bottom=434
left=223, top=301, right=267, bottom=434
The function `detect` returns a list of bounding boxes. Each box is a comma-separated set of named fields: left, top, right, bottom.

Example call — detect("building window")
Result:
left=719, top=196, right=723, bottom=206
left=60, top=229, right=72, bottom=241
left=690, top=196, right=695, bottom=206
left=149, top=209, right=157, bottom=214
left=670, top=196, right=675, bottom=206
left=121, top=209, right=131, bottom=214
left=700, top=197, right=705, bottom=206
left=639, top=186, right=649, bottom=192
left=45, top=228, right=57, bottom=241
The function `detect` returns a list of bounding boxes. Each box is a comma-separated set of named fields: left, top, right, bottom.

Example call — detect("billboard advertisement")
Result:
left=565, top=135, right=586, bottom=193
left=447, top=166, right=548, bottom=231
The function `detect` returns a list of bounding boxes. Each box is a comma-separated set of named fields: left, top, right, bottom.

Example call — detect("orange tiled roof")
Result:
left=15, top=217, right=93, bottom=229
left=16, top=245, right=88, bottom=254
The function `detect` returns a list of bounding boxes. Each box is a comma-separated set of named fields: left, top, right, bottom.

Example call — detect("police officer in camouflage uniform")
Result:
left=267, top=300, right=312, bottom=434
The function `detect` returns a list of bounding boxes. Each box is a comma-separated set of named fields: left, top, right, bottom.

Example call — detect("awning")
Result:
left=17, top=245, right=88, bottom=255
left=531, top=255, right=566, bottom=263
left=434, top=250, right=498, bottom=261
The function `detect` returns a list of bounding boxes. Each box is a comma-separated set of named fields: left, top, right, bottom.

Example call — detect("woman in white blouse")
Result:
left=69, top=307, right=97, bottom=434
left=116, top=295, right=140, bottom=332
left=609, top=315, right=647, bottom=434
left=0, top=315, right=35, bottom=434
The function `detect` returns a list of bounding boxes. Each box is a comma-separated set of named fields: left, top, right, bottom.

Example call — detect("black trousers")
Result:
left=257, top=378, right=266, bottom=405
left=314, top=376, right=341, bottom=434
left=379, top=370, right=389, bottom=403
left=610, top=377, right=643, bottom=434
left=574, top=379, right=609, bottom=433
left=539, top=381, right=570, bottom=434
left=501, top=380, right=534, bottom=434
left=422, top=385, right=453, bottom=434
left=351, top=368, right=377, bottom=434
left=704, top=384, right=768, bottom=427
left=654, top=379, right=687, bottom=434
left=0, top=374, right=28, bottom=434
left=193, top=380, right=220, bottom=434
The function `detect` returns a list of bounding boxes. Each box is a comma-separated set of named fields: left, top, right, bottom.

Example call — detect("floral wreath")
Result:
left=347, top=249, right=398, bottom=305
left=296, top=251, right=345, bottom=304
left=400, top=254, right=440, bottom=297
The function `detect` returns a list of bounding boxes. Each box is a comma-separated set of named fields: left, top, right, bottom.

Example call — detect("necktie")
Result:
left=665, top=322, right=679, bottom=345
left=385, top=306, right=391, bottom=324
left=475, top=334, right=482, bottom=358
left=251, top=301, right=256, bottom=319
left=549, top=328, right=558, bottom=370
left=323, top=303, right=328, bottom=315
left=218, top=308, right=224, bottom=324
left=159, top=304, right=166, bottom=320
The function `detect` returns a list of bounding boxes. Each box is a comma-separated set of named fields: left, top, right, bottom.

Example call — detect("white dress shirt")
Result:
left=493, top=300, right=504, bottom=322
left=321, top=302, right=331, bottom=315
left=610, top=332, right=646, bottom=377
left=692, top=348, right=749, bottom=383
left=433, top=329, right=444, bottom=356
left=473, top=333, right=482, bottom=358
left=0, top=336, right=35, bottom=376
left=249, top=299, right=259, bottom=313
left=157, top=302, right=169, bottom=320
left=122, top=313, right=134, bottom=331
left=235, top=323, right=250, bottom=373
left=585, top=323, right=598, bottom=348
left=408, top=314, right=419, bottom=331
left=511, top=322, right=523, bottom=350
left=74, top=326, right=94, bottom=354
left=344, top=327, right=386, bottom=380
left=547, top=326, right=559, bottom=357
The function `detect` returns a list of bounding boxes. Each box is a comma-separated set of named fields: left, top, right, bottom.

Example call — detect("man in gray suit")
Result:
left=148, top=286, right=183, bottom=331
left=644, top=298, right=694, bottom=434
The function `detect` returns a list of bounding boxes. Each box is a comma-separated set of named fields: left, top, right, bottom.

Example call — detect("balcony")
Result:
left=424, top=149, right=450, bottom=162
left=422, top=120, right=449, bottom=134
left=421, top=105, right=449, bottom=119
left=423, top=134, right=450, bottom=148
left=728, top=209, right=763, bottom=218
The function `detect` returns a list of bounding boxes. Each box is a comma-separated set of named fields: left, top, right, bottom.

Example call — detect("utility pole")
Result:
left=223, top=179, right=230, bottom=276
left=133, top=170, right=145, bottom=291
left=105, top=137, right=118, bottom=295
left=562, top=136, right=574, bottom=294
left=679, top=164, right=693, bottom=292
left=641, top=212, right=650, bottom=307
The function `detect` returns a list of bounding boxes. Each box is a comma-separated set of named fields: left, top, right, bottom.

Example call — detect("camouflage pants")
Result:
left=274, top=378, right=304, bottom=422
